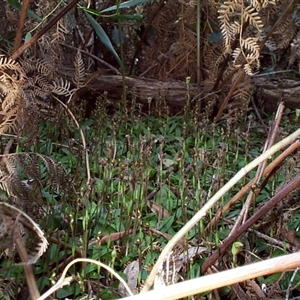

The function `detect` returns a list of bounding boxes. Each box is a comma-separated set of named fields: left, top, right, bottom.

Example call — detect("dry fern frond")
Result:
left=0, top=56, right=26, bottom=134
left=261, top=2, right=298, bottom=51
left=251, top=0, right=277, bottom=10
left=37, top=36, right=62, bottom=69
left=33, top=75, right=53, bottom=92
left=218, top=0, right=243, bottom=52
left=73, top=50, right=86, bottom=89
left=0, top=202, right=48, bottom=264
left=36, top=58, right=57, bottom=78
left=0, top=277, right=17, bottom=300
left=242, top=5, right=264, bottom=32
left=218, top=1, right=264, bottom=52
left=0, top=152, right=65, bottom=214
left=52, top=19, right=69, bottom=43
left=217, top=0, right=278, bottom=78
left=232, top=73, right=252, bottom=101
left=263, top=17, right=297, bottom=51
left=221, top=62, right=239, bottom=83
left=203, top=40, right=226, bottom=79
left=52, top=78, right=72, bottom=96
left=212, top=53, right=227, bottom=80
left=233, top=37, right=260, bottom=75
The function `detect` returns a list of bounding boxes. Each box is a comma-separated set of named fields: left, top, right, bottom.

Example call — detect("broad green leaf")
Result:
left=84, top=11, right=123, bottom=68
left=100, top=0, right=149, bottom=13
left=8, top=0, right=41, bottom=20
left=159, top=215, right=175, bottom=232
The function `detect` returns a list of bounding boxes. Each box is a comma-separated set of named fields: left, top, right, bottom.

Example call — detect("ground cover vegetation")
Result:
left=0, top=0, right=300, bottom=299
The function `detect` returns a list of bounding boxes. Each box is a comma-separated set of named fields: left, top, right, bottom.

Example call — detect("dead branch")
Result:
left=85, top=75, right=200, bottom=109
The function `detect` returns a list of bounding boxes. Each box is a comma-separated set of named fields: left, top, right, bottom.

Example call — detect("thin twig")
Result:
left=13, top=0, right=29, bottom=53
left=38, top=258, right=133, bottom=300
left=15, top=235, right=40, bottom=299
left=224, top=218, right=294, bottom=251
left=250, top=97, right=268, bottom=134
left=10, top=0, right=81, bottom=60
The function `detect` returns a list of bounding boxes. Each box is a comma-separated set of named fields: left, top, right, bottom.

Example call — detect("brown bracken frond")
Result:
left=0, top=152, right=65, bottom=214
left=0, top=56, right=26, bottom=134
left=0, top=201, right=48, bottom=264
left=202, top=0, right=290, bottom=121
left=73, top=50, right=86, bottom=89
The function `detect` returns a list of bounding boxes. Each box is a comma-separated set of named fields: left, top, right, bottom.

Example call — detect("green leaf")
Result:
left=231, top=241, right=243, bottom=255
left=8, top=0, right=41, bottom=20
left=79, top=6, right=101, bottom=17
left=25, top=32, right=32, bottom=43
left=84, top=11, right=122, bottom=67
left=57, top=284, right=80, bottom=298
left=159, top=215, right=175, bottom=232
left=100, top=0, right=149, bottom=13
left=111, top=14, right=144, bottom=20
